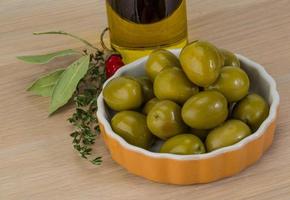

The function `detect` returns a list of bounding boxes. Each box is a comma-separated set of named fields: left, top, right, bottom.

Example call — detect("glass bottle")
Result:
left=106, top=0, right=188, bottom=63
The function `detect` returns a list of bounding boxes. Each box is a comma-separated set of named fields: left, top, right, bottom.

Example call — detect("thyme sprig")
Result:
left=68, top=51, right=106, bottom=165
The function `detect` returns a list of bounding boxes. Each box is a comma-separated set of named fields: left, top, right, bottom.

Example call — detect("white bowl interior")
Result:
left=97, top=49, right=280, bottom=160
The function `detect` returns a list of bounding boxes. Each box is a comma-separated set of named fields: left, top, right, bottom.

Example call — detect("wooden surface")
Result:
left=1, top=0, right=290, bottom=199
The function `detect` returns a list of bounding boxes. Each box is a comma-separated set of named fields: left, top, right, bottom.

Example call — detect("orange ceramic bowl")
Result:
left=97, top=50, right=280, bottom=185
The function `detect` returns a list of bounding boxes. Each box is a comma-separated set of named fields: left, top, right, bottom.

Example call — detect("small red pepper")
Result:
left=105, top=54, right=124, bottom=78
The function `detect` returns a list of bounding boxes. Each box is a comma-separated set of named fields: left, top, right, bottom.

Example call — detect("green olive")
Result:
left=103, top=77, right=143, bottom=111
left=206, top=119, right=251, bottom=152
left=111, top=111, right=153, bottom=149
left=136, top=76, right=154, bottom=102
left=179, top=41, right=223, bottom=87
left=191, top=128, right=209, bottom=142
left=182, top=91, right=228, bottom=129
left=147, top=100, right=187, bottom=140
left=233, top=93, right=269, bottom=131
left=142, top=98, right=160, bottom=115
left=207, top=66, right=250, bottom=102
left=160, top=134, right=206, bottom=155
left=145, top=49, right=181, bottom=81
left=154, top=67, right=199, bottom=104
left=220, top=49, right=240, bottom=67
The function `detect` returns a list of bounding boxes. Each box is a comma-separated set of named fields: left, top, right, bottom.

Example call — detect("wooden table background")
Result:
left=1, top=0, right=290, bottom=199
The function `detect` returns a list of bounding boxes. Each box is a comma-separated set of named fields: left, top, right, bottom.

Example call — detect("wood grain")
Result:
left=1, top=0, right=290, bottom=199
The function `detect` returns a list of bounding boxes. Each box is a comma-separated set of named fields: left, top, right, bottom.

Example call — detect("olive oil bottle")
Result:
left=106, top=0, right=188, bottom=63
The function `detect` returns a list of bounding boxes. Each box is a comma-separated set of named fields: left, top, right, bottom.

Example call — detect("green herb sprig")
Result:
left=18, top=31, right=107, bottom=165
left=68, top=51, right=106, bottom=164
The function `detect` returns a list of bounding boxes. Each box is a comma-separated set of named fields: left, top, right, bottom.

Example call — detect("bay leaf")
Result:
left=17, top=49, right=79, bottom=64
left=27, top=69, right=65, bottom=97
left=49, top=55, right=90, bottom=114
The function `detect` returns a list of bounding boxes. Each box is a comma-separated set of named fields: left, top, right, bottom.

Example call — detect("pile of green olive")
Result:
left=103, top=41, right=270, bottom=155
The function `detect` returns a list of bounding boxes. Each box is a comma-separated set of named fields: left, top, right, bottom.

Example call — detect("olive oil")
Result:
left=106, top=0, right=188, bottom=63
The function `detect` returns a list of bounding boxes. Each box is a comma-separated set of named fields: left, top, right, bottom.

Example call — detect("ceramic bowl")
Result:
left=97, top=49, right=280, bottom=185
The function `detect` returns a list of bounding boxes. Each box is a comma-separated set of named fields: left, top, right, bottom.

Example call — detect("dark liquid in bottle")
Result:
left=107, top=0, right=181, bottom=24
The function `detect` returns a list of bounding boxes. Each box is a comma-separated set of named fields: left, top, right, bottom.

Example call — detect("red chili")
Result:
left=105, top=54, right=124, bottom=78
